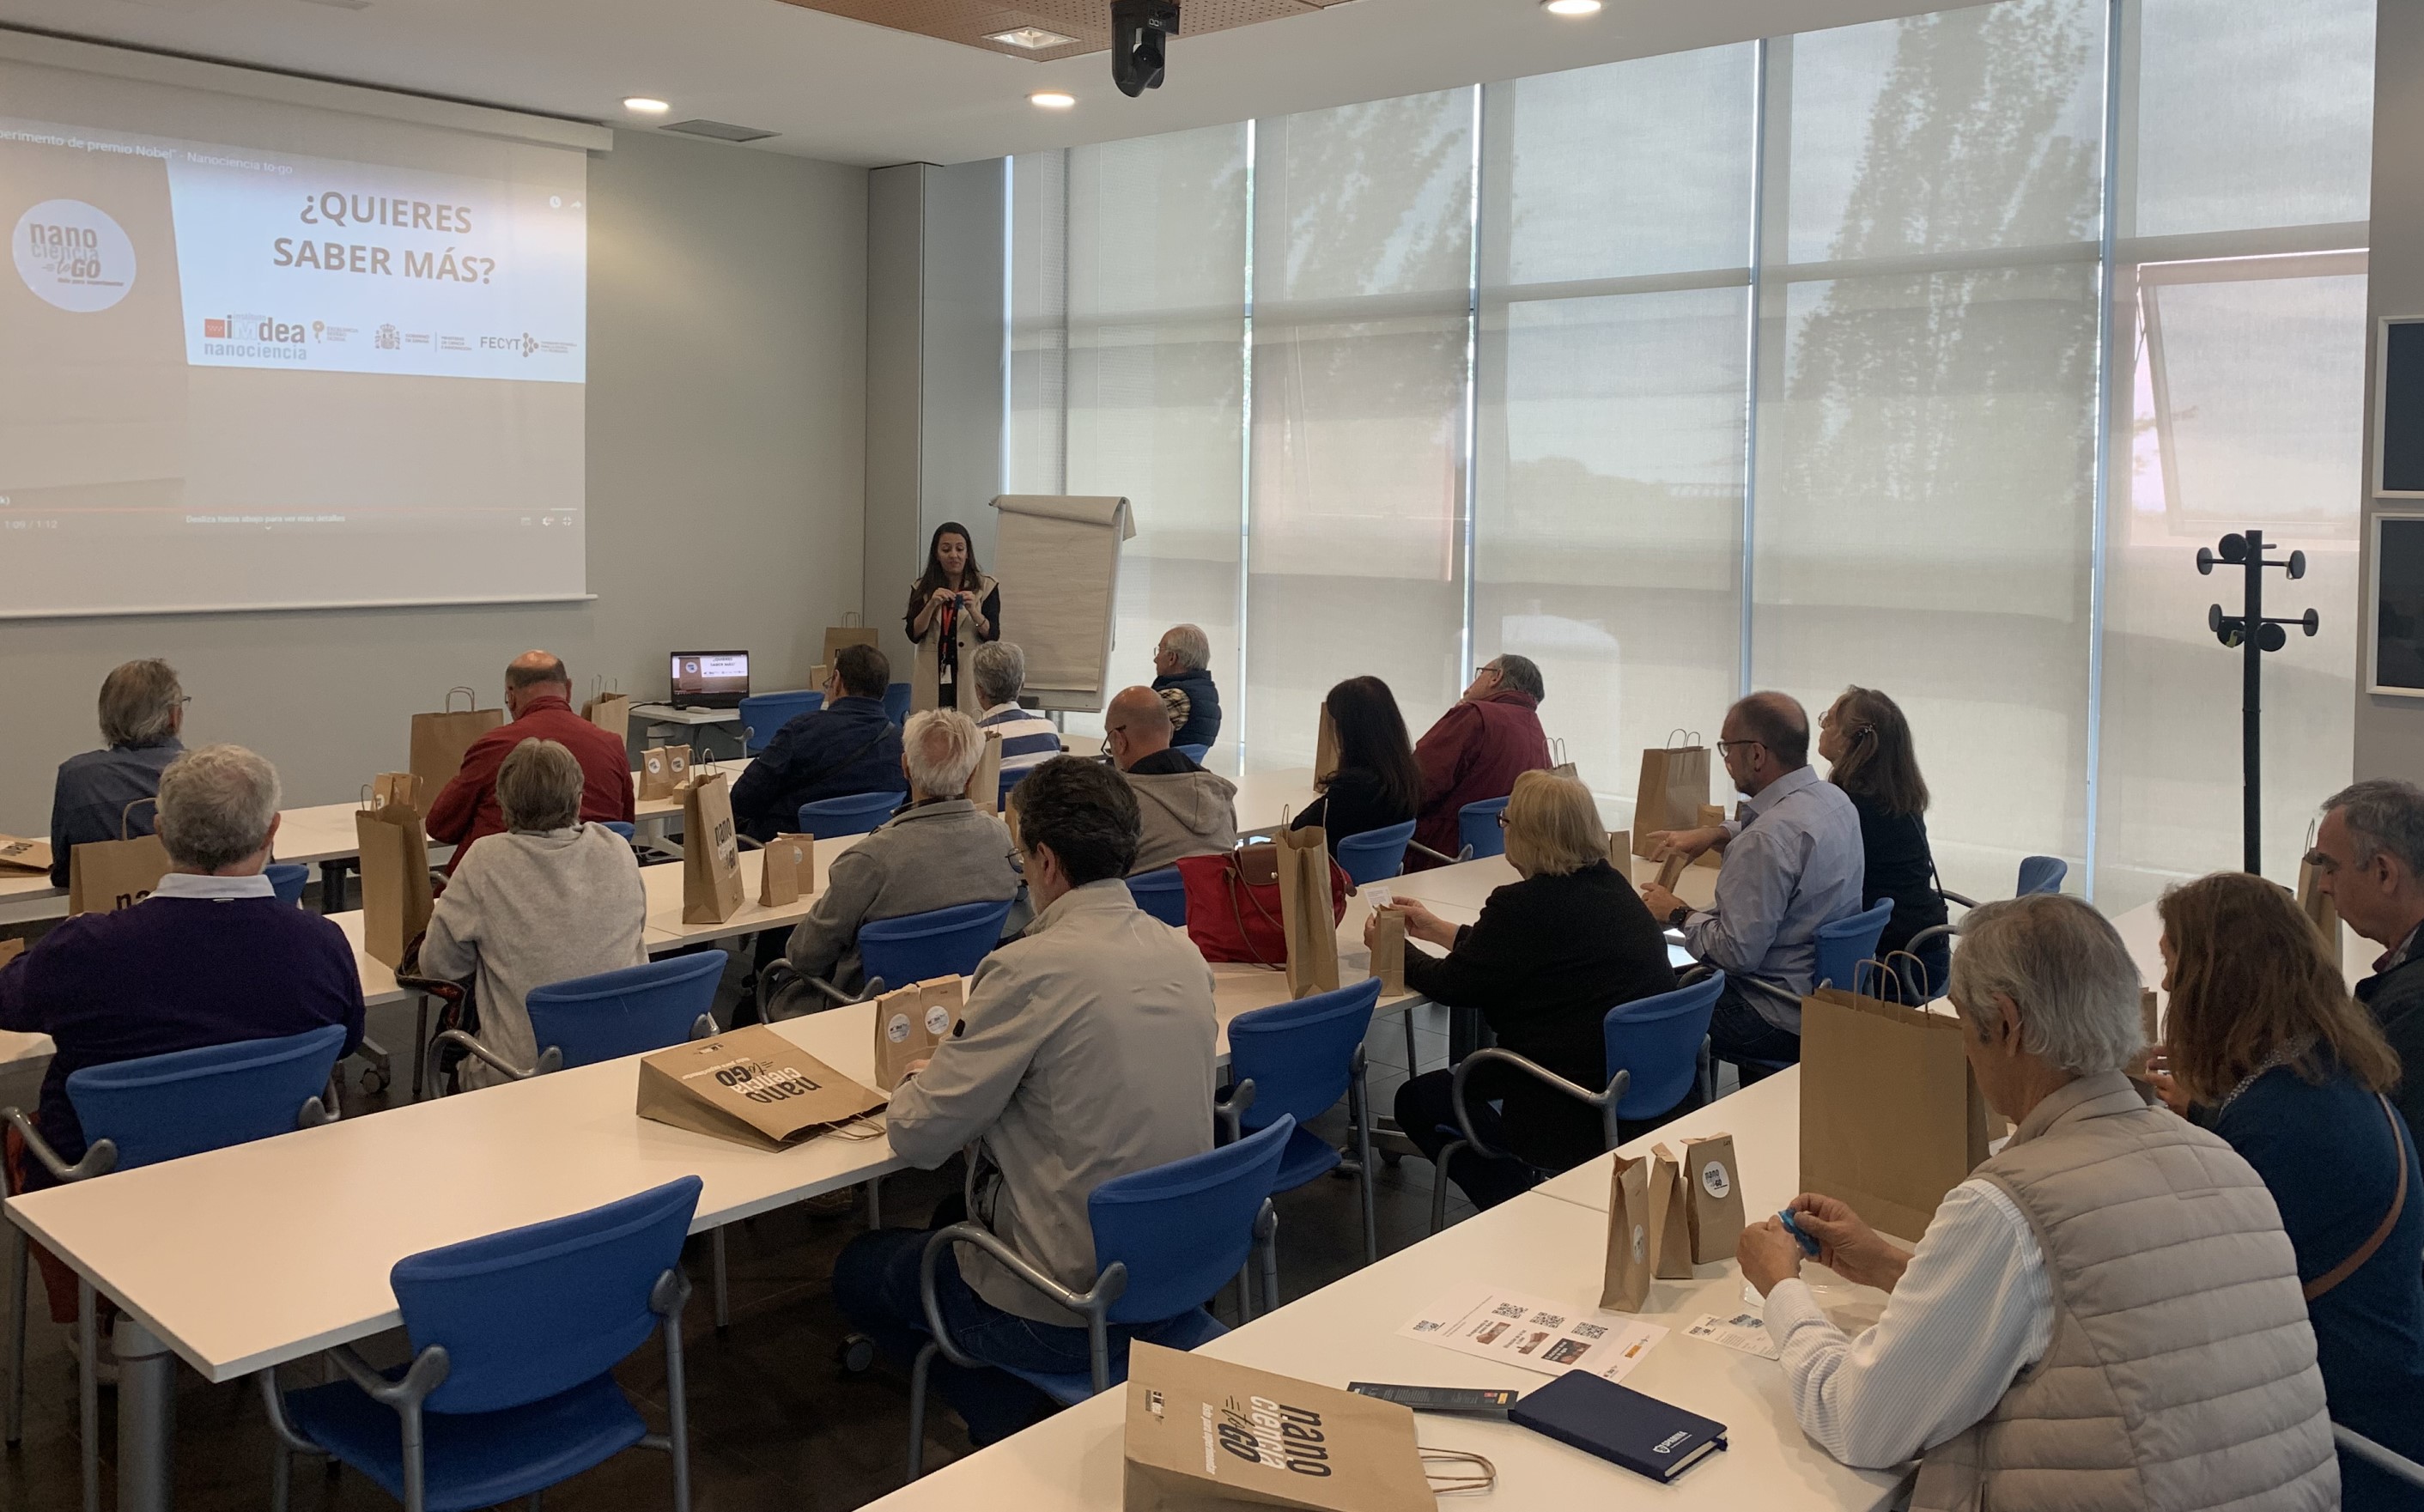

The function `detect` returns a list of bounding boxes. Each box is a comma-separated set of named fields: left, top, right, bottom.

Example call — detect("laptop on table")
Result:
left=670, top=651, right=750, bottom=710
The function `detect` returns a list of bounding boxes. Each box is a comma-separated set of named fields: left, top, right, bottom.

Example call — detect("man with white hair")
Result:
left=1151, top=624, right=1221, bottom=751
left=767, top=708, right=1023, bottom=1011
left=2310, top=777, right=2424, bottom=1142
left=1737, top=894, right=2337, bottom=1510
left=969, top=642, right=1064, bottom=780
left=47, top=659, right=186, bottom=886
left=2, top=745, right=364, bottom=1324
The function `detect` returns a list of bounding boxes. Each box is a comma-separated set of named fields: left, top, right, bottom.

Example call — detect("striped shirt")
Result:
left=1763, top=1179, right=2052, bottom=1469
left=979, top=702, right=1064, bottom=773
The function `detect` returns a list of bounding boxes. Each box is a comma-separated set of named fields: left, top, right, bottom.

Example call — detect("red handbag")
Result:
left=1176, top=846, right=1350, bottom=966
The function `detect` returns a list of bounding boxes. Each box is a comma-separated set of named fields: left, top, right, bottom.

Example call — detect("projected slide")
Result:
left=1, top=94, right=588, bottom=619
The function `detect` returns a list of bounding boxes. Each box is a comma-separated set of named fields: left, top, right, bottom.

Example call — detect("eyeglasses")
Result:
left=1715, top=738, right=1763, bottom=756
left=1495, top=811, right=1510, bottom=829
left=1471, top=665, right=1499, bottom=682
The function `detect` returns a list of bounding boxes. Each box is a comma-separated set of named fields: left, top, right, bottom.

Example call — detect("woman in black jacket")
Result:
left=1291, top=676, right=1421, bottom=846
left=1374, top=770, right=1679, bottom=1210
left=1819, top=686, right=1949, bottom=995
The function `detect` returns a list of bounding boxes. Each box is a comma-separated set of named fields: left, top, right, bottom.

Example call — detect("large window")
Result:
left=1006, top=0, right=2372, bottom=898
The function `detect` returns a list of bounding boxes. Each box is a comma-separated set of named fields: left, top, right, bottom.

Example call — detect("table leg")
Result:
left=113, top=1313, right=176, bottom=1512
left=315, top=860, right=351, bottom=915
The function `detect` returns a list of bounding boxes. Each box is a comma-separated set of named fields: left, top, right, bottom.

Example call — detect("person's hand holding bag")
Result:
left=1364, top=898, right=1456, bottom=950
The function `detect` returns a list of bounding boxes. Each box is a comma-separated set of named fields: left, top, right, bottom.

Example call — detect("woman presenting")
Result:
left=903, top=520, right=999, bottom=714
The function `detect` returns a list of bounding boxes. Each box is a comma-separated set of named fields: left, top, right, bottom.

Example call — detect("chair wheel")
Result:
left=1380, top=1149, right=1403, bottom=1169
left=359, top=1066, right=389, bottom=1094
left=836, top=1334, right=878, bottom=1375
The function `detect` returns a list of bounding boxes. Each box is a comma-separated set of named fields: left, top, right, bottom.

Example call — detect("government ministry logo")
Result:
left=13, top=199, right=137, bottom=313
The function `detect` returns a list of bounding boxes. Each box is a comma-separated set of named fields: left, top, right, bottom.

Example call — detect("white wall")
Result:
left=2357, top=0, right=2424, bottom=780
left=0, top=126, right=868, bottom=831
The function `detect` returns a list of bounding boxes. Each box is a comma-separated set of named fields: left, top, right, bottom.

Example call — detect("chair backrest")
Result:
left=1088, top=1117, right=1292, bottom=1324
left=1604, top=973, right=1723, bottom=1117
left=1127, top=865, right=1188, bottom=927
left=1458, top=797, right=1511, bottom=860
left=738, top=690, right=823, bottom=755
left=65, top=1023, right=349, bottom=1171
left=798, top=790, right=907, bottom=840
left=1226, top=977, right=1381, bottom=1131
left=999, top=765, right=1029, bottom=810
left=393, top=1175, right=702, bottom=1415
left=1812, top=899, right=1896, bottom=992
left=1333, top=820, right=1417, bottom=887
left=857, top=899, right=1012, bottom=989
left=2015, top=855, right=2068, bottom=896
left=1175, top=743, right=1210, bottom=764
left=599, top=821, right=637, bottom=843
left=883, top=683, right=914, bottom=726
left=263, top=863, right=308, bottom=906
left=524, top=950, right=727, bottom=1071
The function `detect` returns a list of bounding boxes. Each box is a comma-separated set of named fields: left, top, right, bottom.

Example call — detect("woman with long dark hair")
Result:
left=902, top=521, right=999, bottom=714
left=1820, top=685, right=1948, bottom=990
left=1291, top=676, right=1421, bottom=845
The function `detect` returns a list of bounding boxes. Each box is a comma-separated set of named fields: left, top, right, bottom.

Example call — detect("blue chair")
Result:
left=3, top=1024, right=348, bottom=1491
left=1457, top=797, right=1511, bottom=860
left=1127, top=866, right=1188, bottom=928
left=601, top=821, right=636, bottom=842
left=264, top=862, right=310, bottom=905
left=883, top=683, right=914, bottom=726
left=738, top=691, right=822, bottom=756
left=857, top=900, right=1013, bottom=995
left=2015, top=855, right=2068, bottom=896
left=1334, top=819, right=1417, bottom=887
left=799, top=790, right=906, bottom=841
left=264, top=1175, right=702, bottom=1512
left=428, top=950, right=726, bottom=1090
left=904, top=1118, right=1292, bottom=1478
left=1813, top=899, right=1895, bottom=993
left=1909, top=855, right=2074, bottom=999
left=1175, top=743, right=1210, bottom=765
left=998, top=765, right=1026, bottom=811
left=1426, top=975, right=1723, bottom=1233
left=1224, top=978, right=1382, bottom=1266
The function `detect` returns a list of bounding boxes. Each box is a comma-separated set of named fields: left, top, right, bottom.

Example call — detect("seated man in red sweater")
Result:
left=0, top=744, right=365, bottom=1326
left=427, top=651, right=635, bottom=871
left=1409, top=654, right=1552, bottom=868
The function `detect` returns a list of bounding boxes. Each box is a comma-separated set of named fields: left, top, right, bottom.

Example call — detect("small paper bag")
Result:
left=872, top=975, right=960, bottom=1090
left=1605, top=830, right=1630, bottom=870
left=1694, top=802, right=1725, bottom=869
left=369, top=772, right=422, bottom=811
left=1121, top=1342, right=1433, bottom=1512
left=1314, top=702, right=1340, bottom=786
left=2296, top=854, right=2342, bottom=970
left=640, top=744, right=691, bottom=801
left=1370, top=908, right=1406, bottom=996
left=0, top=835, right=54, bottom=874
left=963, top=730, right=1003, bottom=813
left=1646, top=1144, right=1697, bottom=1278
left=584, top=678, right=633, bottom=745
left=0, top=938, right=22, bottom=969
left=1801, top=983, right=1992, bottom=1241
left=67, top=798, right=170, bottom=916
left=635, top=1027, right=885, bottom=1151
left=1682, top=1132, right=1747, bottom=1263
left=823, top=614, right=880, bottom=671
left=1631, top=731, right=1710, bottom=859
left=758, top=834, right=815, bottom=908
left=665, top=746, right=691, bottom=790
left=1600, top=1152, right=1656, bottom=1311
left=409, top=687, right=504, bottom=794
left=355, top=802, right=433, bottom=967
left=680, top=772, right=745, bottom=925
left=1275, top=823, right=1340, bottom=999
left=1550, top=738, right=1580, bottom=784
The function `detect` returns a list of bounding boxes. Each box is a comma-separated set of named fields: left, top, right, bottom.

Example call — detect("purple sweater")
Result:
left=0, top=898, right=365, bottom=1176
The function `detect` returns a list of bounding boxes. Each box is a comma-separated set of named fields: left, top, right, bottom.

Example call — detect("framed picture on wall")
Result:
left=2370, top=513, right=2424, bottom=696
left=2375, top=317, right=2424, bottom=498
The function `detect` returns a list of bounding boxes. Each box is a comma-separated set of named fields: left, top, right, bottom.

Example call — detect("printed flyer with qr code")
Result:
left=1398, top=1284, right=1668, bottom=1382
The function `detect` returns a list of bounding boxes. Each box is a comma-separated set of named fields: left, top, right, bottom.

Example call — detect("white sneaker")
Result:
left=64, top=1328, right=118, bottom=1388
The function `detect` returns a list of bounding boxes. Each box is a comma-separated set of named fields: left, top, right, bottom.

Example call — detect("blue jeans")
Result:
left=833, top=1220, right=1204, bottom=1446
left=1708, top=980, right=1802, bottom=1075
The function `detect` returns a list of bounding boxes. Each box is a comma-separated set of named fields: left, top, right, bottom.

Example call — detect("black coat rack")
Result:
left=2198, top=529, right=2319, bottom=874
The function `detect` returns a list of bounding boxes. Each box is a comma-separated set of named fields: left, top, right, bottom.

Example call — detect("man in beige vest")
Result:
left=1738, top=894, right=2338, bottom=1510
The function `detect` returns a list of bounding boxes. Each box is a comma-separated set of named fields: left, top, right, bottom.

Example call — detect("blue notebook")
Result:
left=1510, top=1371, right=1728, bottom=1483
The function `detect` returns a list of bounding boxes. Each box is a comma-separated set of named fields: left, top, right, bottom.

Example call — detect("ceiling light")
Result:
left=988, top=26, right=1078, bottom=50
left=1030, top=91, right=1078, bottom=110
left=1542, top=0, right=1602, bottom=13
left=623, top=97, right=671, bottom=115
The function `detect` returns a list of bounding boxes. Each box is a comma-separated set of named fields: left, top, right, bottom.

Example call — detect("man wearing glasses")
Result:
left=1409, top=655, right=1552, bottom=869
left=1641, top=691, right=1863, bottom=1070
left=46, top=659, right=188, bottom=886
left=2308, top=778, right=2424, bottom=1144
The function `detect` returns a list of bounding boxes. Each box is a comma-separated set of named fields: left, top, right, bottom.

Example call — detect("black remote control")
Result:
left=1346, top=1382, right=1520, bottom=1418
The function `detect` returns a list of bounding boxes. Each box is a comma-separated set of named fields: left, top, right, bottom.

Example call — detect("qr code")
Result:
left=1491, top=1302, right=1526, bottom=1319
left=1531, top=1312, right=1565, bottom=1328
left=1570, top=1321, right=1607, bottom=1340
left=1412, top=1320, right=1442, bottom=1333
left=1729, top=1313, right=1765, bottom=1328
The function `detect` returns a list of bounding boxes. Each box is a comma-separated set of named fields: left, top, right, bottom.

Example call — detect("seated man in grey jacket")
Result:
left=768, top=708, right=1023, bottom=1013
left=1104, top=684, right=1236, bottom=875
left=833, top=755, right=1219, bottom=1446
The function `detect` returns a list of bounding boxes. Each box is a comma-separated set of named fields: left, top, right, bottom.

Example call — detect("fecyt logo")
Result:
left=13, top=199, right=137, bottom=313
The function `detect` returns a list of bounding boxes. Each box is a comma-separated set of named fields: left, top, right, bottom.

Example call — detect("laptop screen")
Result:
left=670, top=651, right=750, bottom=702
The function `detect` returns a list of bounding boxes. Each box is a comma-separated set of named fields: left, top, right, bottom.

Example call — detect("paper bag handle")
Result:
left=1852, top=954, right=1934, bottom=1005
left=1551, top=738, right=1568, bottom=764
left=118, top=797, right=157, bottom=841
left=1665, top=728, right=1702, bottom=750
left=841, top=610, right=862, bottom=628
left=360, top=784, right=374, bottom=811
left=445, top=685, right=477, bottom=713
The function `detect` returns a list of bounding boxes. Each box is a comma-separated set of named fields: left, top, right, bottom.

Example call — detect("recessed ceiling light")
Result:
left=989, top=26, right=1078, bottom=50
left=623, top=97, right=671, bottom=115
left=1030, top=91, right=1078, bottom=110
left=1543, top=0, right=1602, bottom=13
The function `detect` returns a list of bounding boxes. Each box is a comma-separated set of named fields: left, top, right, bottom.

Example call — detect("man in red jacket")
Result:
left=427, top=651, right=635, bottom=871
left=1408, top=654, right=1552, bottom=868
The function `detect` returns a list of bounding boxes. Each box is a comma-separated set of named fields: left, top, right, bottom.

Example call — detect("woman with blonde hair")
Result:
left=2155, top=871, right=2423, bottom=1508
left=1371, top=770, right=1677, bottom=1209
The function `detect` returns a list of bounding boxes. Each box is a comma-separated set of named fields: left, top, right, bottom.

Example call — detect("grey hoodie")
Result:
left=1125, top=766, right=1239, bottom=875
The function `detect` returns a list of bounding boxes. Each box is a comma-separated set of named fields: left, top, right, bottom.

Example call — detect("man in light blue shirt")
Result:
left=1641, top=691, right=1864, bottom=1068
left=969, top=642, right=1064, bottom=779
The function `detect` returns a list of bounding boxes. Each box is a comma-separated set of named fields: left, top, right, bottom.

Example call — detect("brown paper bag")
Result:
left=681, top=773, right=745, bottom=925
left=1314, top=702, right=1340, bottom=786
left=1645, top=1144, right=1698, bottom=1278
left=355, top=803, right=433, bottom=967
left=1801, top=984, right=1992, bottom=1241
left=1654, top=849, right=1691, bottom=891
left=2296, top=855, right=2342, bottom=970
left=409, top=687, right=505, bottom=794
left=68, top=798, right=170, bottom=915
left=0, top=938, right=21, bottom=969
left=758, top=834, right=815, bottom=908
left=1694, top=802, right=1725, bottom=869
left=0, top=835, right=54, bottom=874
left=1682, top=1132, right=1747, bottom=1263
left=1370, top=909, right=1406, bottom=996
left=584, top=678, right=633, bottom=745
left=1600, top=1152, right=1656, bottom=1311
left=872, top=975, right=960, bottom=1091
left=963, top=730, right=1003, bottom=813
left=368, top=772, right=422, bottom=811
left=1606, top=830, right=1630, bottom=870
left=1121, top=1342, right=1432, bottom=1512
left=1550, top=738, right=1580, bottom=785
left=641, top=745, right=693, bottom=801
left=635, top=1027, right=885, bottom=1151
left=823, top=614, right=880, bottom=671
left=1631, top=731, right=1710, bottom=859
left=1275, top=824, right=1340, bottom=999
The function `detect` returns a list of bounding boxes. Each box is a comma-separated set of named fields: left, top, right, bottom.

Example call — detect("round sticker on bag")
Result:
left=1631, top=1224, right=1647, bottom=1262
left=924, top=1004, right=952, bottom=1036
left=1700, top=1161, right=1731, bottom=1200
left=886, top=1013, right=911, bottom=1044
